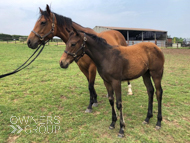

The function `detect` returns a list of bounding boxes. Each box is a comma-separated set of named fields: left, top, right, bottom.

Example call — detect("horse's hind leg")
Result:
left=150, top=70, right=163, bottom=129
left=127, top=81, right=133, bottom=95
left=142, top=71, right=154, bottom=124
left=106, top=81, right=133, bottom=97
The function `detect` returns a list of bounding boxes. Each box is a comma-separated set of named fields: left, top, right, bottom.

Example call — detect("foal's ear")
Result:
left=46, top=4, right=51, bottom=15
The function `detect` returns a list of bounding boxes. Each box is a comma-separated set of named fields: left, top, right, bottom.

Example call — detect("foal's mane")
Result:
left=77, top=31, right=110, bottom=47
left=40, top=11, right=72, bottom=30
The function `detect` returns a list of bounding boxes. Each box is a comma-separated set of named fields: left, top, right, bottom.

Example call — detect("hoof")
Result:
left=85, top=109, right=92, bottom=113
left=127, top=92, right=133, bottom=95
left=109, top=126, right=115, bottom=130
left=142, top=121, right=148, bottom=124
left=118, top=133, right=124, bottom=138
left=156, top=126, right=161, bottom=130
left=92, top=103, right=98, bottom=107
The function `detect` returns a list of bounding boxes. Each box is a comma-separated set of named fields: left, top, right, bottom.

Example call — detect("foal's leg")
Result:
left=104, top=81, right=117, bottom=129
left=151, top=70, right=163, bottom=129
left=112, top=80, right=125, bottom=138
left=127, top=81, right=133, bottom=95
left=142, top=71, right=154, bottom=124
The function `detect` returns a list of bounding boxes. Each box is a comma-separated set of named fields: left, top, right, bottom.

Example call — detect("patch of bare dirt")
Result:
left=7, top=136, right=19, bottom=143
left=60, top=95, right=67, bottom=100
left=162, top=48, right=190, bottom=55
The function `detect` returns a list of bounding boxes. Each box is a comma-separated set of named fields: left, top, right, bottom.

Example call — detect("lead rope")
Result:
left=0, top=40, right=49, bottom=79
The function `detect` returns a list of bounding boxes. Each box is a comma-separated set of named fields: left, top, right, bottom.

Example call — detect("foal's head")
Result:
left=59, top=28, right=86, bottom=68
left=27, top=5, right=57, bottom=49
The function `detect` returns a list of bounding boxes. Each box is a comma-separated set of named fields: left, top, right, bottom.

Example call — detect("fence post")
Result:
left=132, top=41, right=134, bottom=45
left=155, top=39, right=157, bottom=45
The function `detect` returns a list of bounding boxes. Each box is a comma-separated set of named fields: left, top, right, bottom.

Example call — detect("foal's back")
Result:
left=112, top=42, right=164, bottom=80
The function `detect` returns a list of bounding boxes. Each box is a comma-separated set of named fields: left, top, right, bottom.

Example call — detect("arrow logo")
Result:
left=10, top=125, right=23, bottom=133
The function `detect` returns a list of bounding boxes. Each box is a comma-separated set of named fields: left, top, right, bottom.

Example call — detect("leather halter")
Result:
left=64, top=33, right=87, bottom=62
left=32, top=13, right=55, bottom=43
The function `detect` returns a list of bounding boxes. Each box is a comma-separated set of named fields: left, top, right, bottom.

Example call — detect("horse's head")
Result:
left=59, top=28, right=86, bottom=69
left=27, top=5, right=57, bottom=49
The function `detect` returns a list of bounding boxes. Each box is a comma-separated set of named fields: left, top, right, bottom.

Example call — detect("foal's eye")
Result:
left=71, top=43, right=76, bottom=47
left=41, top=21, right=46, bottom=25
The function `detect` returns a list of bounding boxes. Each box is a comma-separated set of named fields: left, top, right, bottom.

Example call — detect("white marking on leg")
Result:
left=128, top=84, right=133, bottom=95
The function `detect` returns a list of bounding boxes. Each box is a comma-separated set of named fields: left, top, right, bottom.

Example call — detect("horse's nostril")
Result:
left=60, top=61, right=68, bottom=68
left=60, top=61, right=63, bottom=68
left=27, top=40, right=31, bottom=47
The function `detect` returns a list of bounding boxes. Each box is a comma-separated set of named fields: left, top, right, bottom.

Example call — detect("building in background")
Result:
left=93, top=26, right=167, bottom=47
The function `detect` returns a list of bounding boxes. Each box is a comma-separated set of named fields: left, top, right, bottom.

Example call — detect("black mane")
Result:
left=40, top=11, right=72, bottom=30
left=79, top=31, right=110, bottom=47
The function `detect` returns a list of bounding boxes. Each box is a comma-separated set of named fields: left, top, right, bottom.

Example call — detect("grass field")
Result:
left=0, top=43, right=190, bottom=143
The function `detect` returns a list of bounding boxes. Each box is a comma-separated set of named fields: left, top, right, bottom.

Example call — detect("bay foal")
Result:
left=59, top=29, right=164, bottom=137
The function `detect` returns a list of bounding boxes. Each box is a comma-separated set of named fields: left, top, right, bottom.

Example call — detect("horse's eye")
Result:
left=71, top=43, right=76, bottom=47
left=41, top=21, right=46, bottom=25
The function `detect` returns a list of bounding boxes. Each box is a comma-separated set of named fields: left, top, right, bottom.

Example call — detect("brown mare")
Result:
left=27, top=5, right=133, bottom=113
left=59, top=28, right=164, bottom=137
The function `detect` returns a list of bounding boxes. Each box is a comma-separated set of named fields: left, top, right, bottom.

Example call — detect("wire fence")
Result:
left=1, top=40, right=189, bottom=49
left=0, top=40, right=66, bottom=46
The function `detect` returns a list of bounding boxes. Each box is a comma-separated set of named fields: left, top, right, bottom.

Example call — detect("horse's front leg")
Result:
left=85, top=64, right=98, bottom=113
left=104, top=81, right=117, bottom=129
left=112, top=80, right=125, bottom=138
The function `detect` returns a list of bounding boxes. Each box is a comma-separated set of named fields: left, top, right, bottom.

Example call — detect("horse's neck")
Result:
left=56, top=22, right=97, bottom=43
left=57, top=30, right=69, bottom=43
left=72, top=22, right=97, bottom=35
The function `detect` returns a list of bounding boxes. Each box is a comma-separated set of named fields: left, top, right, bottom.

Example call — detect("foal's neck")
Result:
left=85, top=37, right=112, bottom=68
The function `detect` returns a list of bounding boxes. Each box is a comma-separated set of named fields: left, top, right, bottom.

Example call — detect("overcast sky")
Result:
left=0, top=0, right=189, bottom=38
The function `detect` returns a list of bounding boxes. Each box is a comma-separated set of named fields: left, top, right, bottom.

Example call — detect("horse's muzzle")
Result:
left=27, top=39, right=39, bottom=49
left=60, top=60, right=69, bottom=69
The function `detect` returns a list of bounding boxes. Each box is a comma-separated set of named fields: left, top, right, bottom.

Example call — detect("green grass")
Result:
left=0, top=43, right=190, bottom=143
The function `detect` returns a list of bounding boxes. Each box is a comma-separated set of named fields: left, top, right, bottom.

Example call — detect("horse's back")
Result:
left=98, top=30, right=127, bottom=46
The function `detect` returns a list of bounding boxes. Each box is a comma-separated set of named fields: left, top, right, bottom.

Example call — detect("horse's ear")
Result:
left=46, top=4, right=51, bottom=15
left=39, top=8, right=43, bottom=14
left=72, top=26, right=79, bottom=36
left=66, top=28, right=71, bottom=33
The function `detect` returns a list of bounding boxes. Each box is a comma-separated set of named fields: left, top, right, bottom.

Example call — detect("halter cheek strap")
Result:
left=64, top=33, right=87, bottom=62
left=32, top=13, right=55, bottom=44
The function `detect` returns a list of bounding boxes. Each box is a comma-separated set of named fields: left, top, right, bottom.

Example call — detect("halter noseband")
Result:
left=64, top=33, right=87, bottom=62
left=32, top=13, right=55, bottom=44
